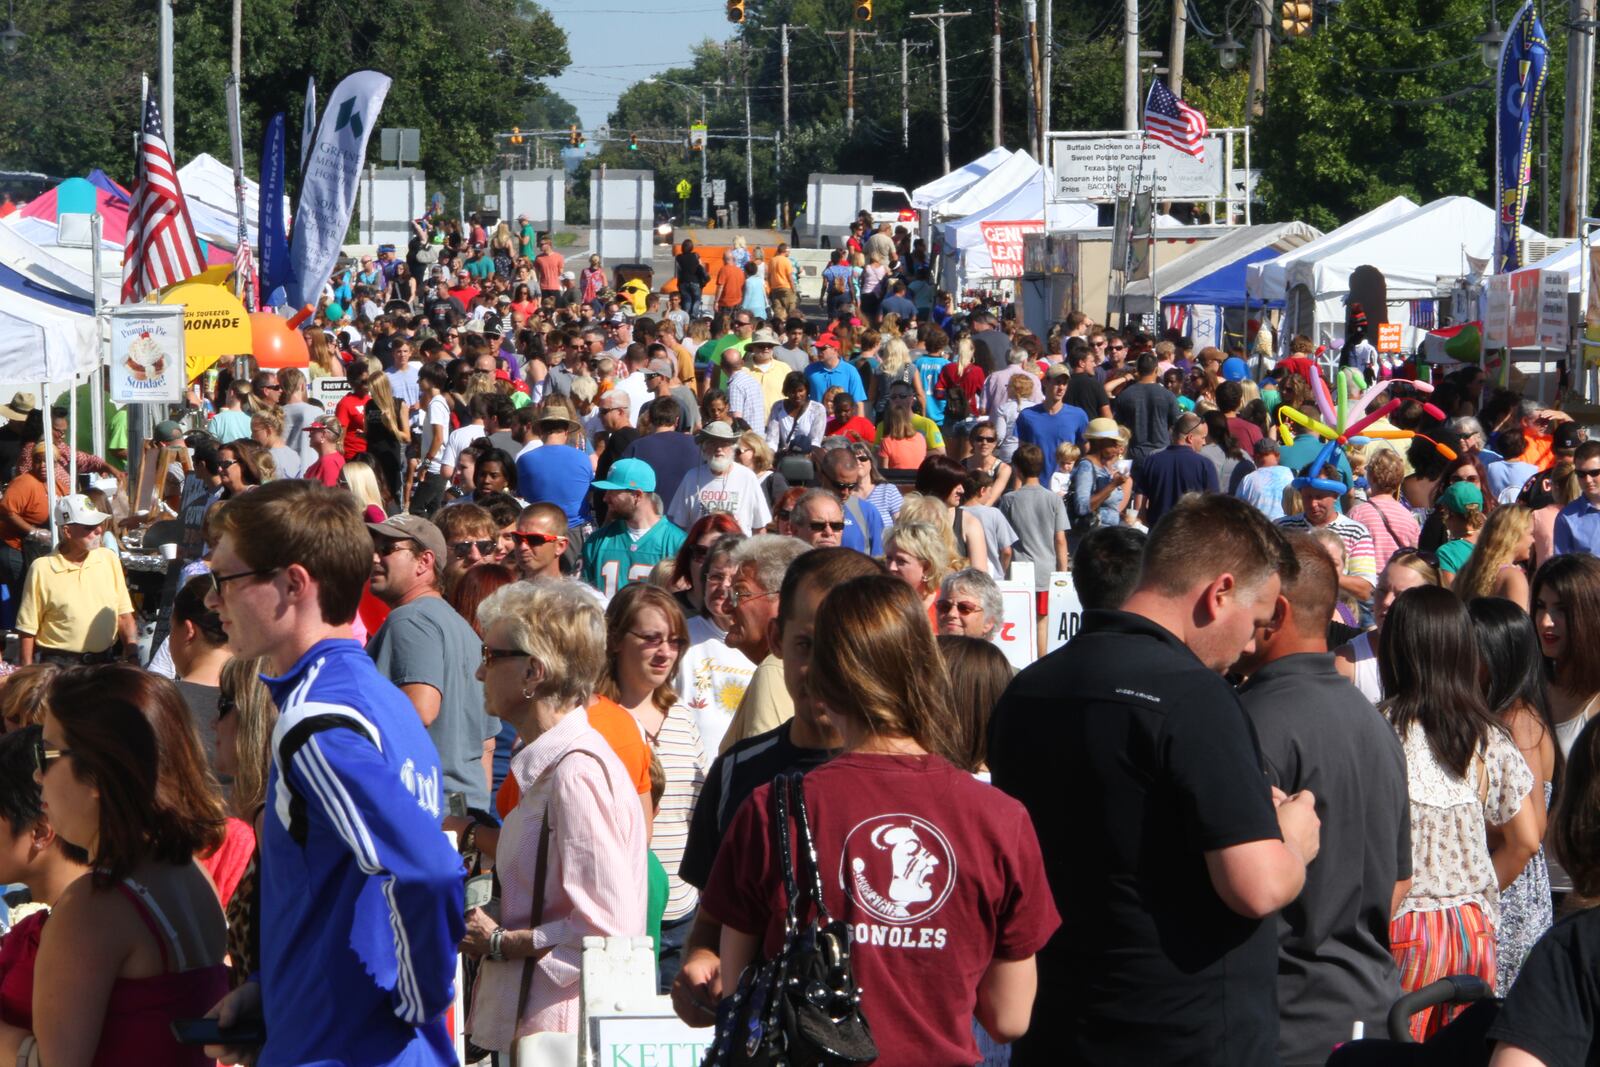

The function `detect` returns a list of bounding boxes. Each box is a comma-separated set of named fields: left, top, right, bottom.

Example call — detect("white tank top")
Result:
left=1349, top=630, right=1382, bottom=705
left=1555, top=694, right=1600, bottom=757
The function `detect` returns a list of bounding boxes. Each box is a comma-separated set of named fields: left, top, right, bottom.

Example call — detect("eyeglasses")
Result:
left=1578, top=467, right=1600, bottom=479
left=831, top=480, right=859, bottom=494
left=372, top=539, right=417, bottom=557
left=451, top=539, right=497, bottom=557
left=628, top=630, right=686, bottom=651
left=481, top=646, right=527, bottom=666
left=511, top=531, right=563, bottom=548
left=208, top=566, right=279, bottom=597
left=728, top=586, right=777, bottom=608
left=935, top=599, right=982, bottom=616
left=806, top=520, right=846, bottom=534
left=33, top=738, right=70, bottom=774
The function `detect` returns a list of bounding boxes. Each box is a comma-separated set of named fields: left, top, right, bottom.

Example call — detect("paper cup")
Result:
left=159, top=542, right=179, bottom=561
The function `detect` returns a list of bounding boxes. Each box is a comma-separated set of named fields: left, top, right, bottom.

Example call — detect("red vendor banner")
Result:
left=979, top=219, right=1045, bottom=279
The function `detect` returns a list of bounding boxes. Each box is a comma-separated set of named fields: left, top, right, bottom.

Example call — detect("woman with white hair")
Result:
left=936, top=568, right=1004, bottom=640
left=463, top=579, right=647, bottom=1051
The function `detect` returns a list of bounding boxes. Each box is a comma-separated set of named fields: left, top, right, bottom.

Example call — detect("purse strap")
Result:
left=775, top=770, right=799, bottom=935
left=787, top=772, right=834, bottom=925
left=511, top=746, right=611, bottom=1060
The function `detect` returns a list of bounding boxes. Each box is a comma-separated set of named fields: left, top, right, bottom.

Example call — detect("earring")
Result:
left=521, top=686, right=535, bottom=700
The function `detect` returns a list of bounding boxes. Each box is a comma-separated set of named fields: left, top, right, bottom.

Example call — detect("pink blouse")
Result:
left=1348, top=495, right=1419, bottom=567
left=467, top=707, right=647, bottom=1050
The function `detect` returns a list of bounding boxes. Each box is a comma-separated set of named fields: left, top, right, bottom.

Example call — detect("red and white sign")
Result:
left=979, top=219, right=1045, bottom=279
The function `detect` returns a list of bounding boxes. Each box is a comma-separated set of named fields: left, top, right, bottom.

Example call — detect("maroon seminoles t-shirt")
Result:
left=703, top=752, right=1060, bottom=1067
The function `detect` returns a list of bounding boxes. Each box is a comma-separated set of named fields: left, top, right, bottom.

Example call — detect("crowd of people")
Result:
left=0, top=209, right=1597, bottom=1067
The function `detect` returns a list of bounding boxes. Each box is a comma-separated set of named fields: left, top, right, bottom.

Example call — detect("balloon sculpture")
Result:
left=247, top=305, right=313, bottom=369
left=1278, top=372, right=1457, bottom=495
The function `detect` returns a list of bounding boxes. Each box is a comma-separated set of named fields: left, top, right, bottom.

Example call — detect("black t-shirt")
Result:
left=1236, top=653, right=1411, bottom=1066
left=972, top=330, right=1011, bottom=374
left=678, top=720, right=834, bottom=890
left=1488, top=906, right=1600, bottom=1066
left=1066, top=371, right=1110, bottom=422
left=988, top=609, right=1284, bottom=1066
left=675, top=251, right=708, bottom=286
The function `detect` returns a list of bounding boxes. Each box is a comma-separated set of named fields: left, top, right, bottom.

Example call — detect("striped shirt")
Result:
left=1277, top=513, right=1378, bottom=591
left=645, top=703, right=709, bottom=921
left=1348, top=496, right=1420, bottom=568
left=725, top=369, right=767, bottom=429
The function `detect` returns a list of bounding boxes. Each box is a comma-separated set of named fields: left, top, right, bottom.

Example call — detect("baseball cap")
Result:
left=815, top=332, right=842, bottom=351
left=644, top=358, right=674, bottom=379
left=593, top=458, right=657, bottom=493
left=367, top=513, right=448, bottom=561
left=1554, top=422, right=1584, bottom=451
left=1253, top=436, right=1281, bottom=456
left=153, top=419, right=185, bottom=444
left=1045, top=363, right=1071, bottom=380
left=1221, top=356, right=1249, bottom=382
left=56, top=494, right=111, bottom=528
left=1442, top=481, right=1484, bottom=516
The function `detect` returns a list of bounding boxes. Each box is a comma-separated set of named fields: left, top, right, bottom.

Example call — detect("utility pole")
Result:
left=700, top=92, right=709, bottom=224
left=912, top=8, right=969, bottom=174
left=901, top=38, right=909, bottom=150
left=781, top=24, right=791, bottom=135
left=826, top=28, right=877, bottom=134
left=1123, top=0, right=1138, bottom=129
left=1168, top=0, right=1187, bottom=94
left=992, top=0, right=1003, bottom=147
left=1026, top=0, right=1044, bottom=160
left=745, top=78, right=754, bottom=227
left=1560, top=0, right=1596, bottom=236
left=159, top=0, right=175, bottom=149
left=1042, top=0, right=1053, bottom=137
left=1023, top=0, right=1038, bottom=158
left=1247, top=0, right=1269, bottom=117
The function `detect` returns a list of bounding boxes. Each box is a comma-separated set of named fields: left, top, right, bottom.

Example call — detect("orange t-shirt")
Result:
left=494, top=695, right=652, bottom=819
left=877, top=433, right=928, bottom=471
left=768, top=255, right=794, bottom=292
left=1520, top=432, right=1554, bottom=471
left=716, top=263, right=747, bottom=307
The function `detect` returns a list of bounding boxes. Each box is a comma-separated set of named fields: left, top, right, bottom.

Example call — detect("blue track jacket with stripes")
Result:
left=258, top=638, right=466, bottom=1066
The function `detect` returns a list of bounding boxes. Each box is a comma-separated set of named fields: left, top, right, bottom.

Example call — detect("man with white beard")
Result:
left=665, top=421, right=772, bottom=535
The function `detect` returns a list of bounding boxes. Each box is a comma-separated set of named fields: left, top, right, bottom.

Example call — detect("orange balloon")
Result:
left=249, top=311, right=310, bottom=369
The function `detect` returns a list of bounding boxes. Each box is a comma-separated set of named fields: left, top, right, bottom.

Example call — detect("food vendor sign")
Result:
left=108, top=305, right=186, bottom=403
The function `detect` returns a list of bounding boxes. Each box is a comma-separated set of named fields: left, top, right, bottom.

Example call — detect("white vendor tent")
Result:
left=911, top=148, right=1012, bottom=211
left=931, top=150, right=1046, bottom=221
left=0, top=220, right=112, bottom=304
left=938, top=174, right=1097, bottom=288
left=1122, top=220, right=1322, bottom=315
left=178, top=153, right=286, bottom=251
left=1510, top=239, right=1581, bottom=292
left=1245, top=196, right=1418, bottom=306
left=0, top=261, right=97, bottom=384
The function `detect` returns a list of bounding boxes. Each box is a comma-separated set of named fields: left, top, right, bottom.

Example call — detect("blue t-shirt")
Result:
left=881, top=294, right=918, bottom=321
left=1015, top=403, right=1089, bottom=482
left=1140, top=445, right=1220, bottom=525
left=915, top=354, right=952, bottom=423
left=841, top=494, right=886, bottom=556
left=805, top=361, right=868, bottom=405
left=516, top=443, right=594, bottom=525
left=260, top=639, right=465, bottom=1067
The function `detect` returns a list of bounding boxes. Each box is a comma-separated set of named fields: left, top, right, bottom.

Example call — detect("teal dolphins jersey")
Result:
left=583, top=516, right=688, bottom=599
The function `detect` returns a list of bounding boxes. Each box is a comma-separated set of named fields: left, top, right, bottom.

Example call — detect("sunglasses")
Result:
left=481, top=646, right=527, bottom=666
left=512, top=531, right=563, bottom=548
left=935, top=599, right=982, bottom=616
left=373, top=539, right=417, bottom=557
left=973, top=435, right=997, bottom=444
left=806, top=520, right=846, bottom=533
left=33, top=738, right=70, bottom=774
left=1578, top=467, right=1600, bottom=479
left=215, top=458, right=239, bottom=470
left=451, top=539, right=497, bottom=557
left=831, top=480, right=859, bottom=494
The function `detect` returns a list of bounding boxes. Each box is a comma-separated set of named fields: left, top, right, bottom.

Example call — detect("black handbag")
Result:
left=705, top=772, right=877, bottom=1067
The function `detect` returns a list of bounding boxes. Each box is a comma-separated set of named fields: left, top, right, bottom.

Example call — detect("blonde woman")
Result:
left=304, top=329, right=342, bottom=379
left=995, top=373, right=1035, bottom=462
left=1454, top=504, right=1535, bottom=611
left=217, top=655, right=277, bottom=985
left=735, top=430, right=787, bottom=529
left=362, top=357, right=411, bottom=504
left=937, top=335, right=987, bottom=421
left=871, top=337, right=927, bottom=419
left=341, top=456, right=389, bottom=521
left=884, top=516, right=961, bottom=625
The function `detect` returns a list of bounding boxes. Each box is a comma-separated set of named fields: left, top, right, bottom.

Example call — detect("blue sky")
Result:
left=544, top=4, right=732, bottom=128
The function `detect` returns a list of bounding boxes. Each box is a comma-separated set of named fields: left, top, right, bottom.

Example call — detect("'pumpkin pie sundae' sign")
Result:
left=109, top=305, right=186, bottom=403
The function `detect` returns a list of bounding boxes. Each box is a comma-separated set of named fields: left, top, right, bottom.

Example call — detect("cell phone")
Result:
left=170, top=1017, right=267, bottom=1047
left=446, top=791, right=468, bottom=819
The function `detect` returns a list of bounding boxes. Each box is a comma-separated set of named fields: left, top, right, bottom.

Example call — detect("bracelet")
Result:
left=17, top=1035, right=36, bottom=1067
left=488, top=927, right=506, bottom=961
left=459, top=823, right=478, bottom=854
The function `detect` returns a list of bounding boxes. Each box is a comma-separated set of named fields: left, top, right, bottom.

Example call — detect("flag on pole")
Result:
left=1143, top=81, right=1208, bottom=161
left=300, top=76, right=317, bottom=177
left=121, top=89, right=206, bottom=303
left=233, top=237, right=258, bottom=310
left=1493, top=1, right=1549, bottom=273
left=259, top=112, right=290, bottom=296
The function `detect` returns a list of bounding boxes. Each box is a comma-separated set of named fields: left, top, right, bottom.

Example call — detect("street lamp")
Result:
left=1476, top=14, right=1505, bottom=70
left=1217, top=31, right=1241, bottom=70
left=1, top=0, right=23, bottom=56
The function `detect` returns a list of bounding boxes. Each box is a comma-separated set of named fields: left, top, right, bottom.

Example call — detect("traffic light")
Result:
left=628, top=133, right=639, bottom=151
left=855, top=0, right=872, bottom=21
left=689, top=124, right=706, bottom=151
left=569, top=124, right=581, bottom=148
left=510, top=126, right=523, bottom=145
left=727, top=0, right=744, bottom=22
left=1281, top=0, right=1312, bottom=36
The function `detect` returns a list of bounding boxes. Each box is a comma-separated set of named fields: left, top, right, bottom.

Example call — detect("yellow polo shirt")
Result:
left=746, top=358, right=791, bottom=422
left=16, top=547, right=134, bottom=653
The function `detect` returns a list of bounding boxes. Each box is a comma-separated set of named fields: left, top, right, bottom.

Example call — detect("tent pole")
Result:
left=90, top=215, right=105, bottom=463
left=42, top=382, right=56, bottom=548
left=67, top=380, right=77, bottom=491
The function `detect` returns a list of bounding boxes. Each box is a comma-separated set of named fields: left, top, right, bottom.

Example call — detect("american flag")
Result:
left=233, top=237, right=258, bottom=310
left=121, top=91, right=205, bottom=302
left=1144, top=81, right=1208, bottom=161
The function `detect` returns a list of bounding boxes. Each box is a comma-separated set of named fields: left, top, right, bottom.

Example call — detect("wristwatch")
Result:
left=488, top=926, right=507, bottom=961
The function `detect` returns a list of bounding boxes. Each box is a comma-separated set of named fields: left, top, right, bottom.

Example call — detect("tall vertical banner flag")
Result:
left=300, top=76, right=317, bottom=178
left=1494, top=1, right=1549, bottom=274
left=122, top=90, right=207, bottom=303
left=286, top=70, right=391, bottom=310
left=259, top=113, right=290, bottom=297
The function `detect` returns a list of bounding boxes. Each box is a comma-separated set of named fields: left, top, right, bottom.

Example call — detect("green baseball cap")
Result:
left=1441, top=480, right=1484, bottom=516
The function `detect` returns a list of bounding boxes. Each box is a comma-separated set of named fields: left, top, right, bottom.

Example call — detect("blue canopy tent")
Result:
left=1160, top=247, right=1285, bottom=348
